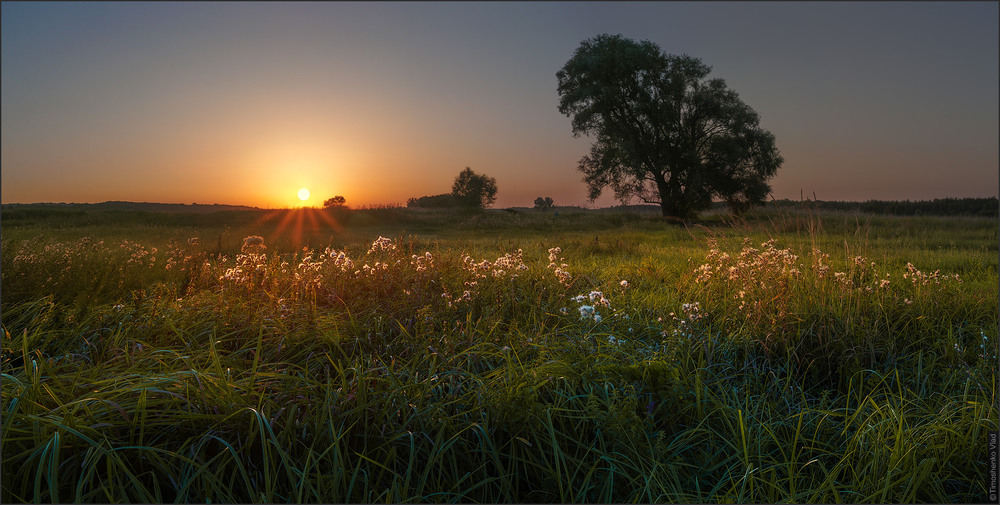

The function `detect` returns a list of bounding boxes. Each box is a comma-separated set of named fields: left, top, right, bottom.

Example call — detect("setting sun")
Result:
left=298, top=188, right=310, bottom=201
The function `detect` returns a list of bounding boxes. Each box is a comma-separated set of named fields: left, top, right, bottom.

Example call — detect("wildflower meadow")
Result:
left=1, top=205, right=997, bottom=503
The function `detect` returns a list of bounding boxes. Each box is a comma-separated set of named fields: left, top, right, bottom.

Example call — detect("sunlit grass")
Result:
left=2, top=208, right=997, bottom=503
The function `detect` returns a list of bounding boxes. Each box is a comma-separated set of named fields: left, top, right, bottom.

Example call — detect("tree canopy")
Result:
left=557, top=34, right=783, bottom=220
left=407, top=167, right=498, bottom=209
left=323, top=195, right=346, bottom=208
left=451, top=167, right=498, bottom=208
left=534, top=197, right=554, bottom=210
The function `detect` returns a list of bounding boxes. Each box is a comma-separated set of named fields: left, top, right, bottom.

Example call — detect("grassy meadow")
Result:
left=1, top=204, right=998, bottom=503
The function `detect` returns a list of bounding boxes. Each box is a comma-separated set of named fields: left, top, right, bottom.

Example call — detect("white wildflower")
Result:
left=368, top=236, right=396, bottom=254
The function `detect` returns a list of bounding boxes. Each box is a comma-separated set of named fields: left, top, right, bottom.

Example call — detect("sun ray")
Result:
left=248, top=205, right=345, bottom=251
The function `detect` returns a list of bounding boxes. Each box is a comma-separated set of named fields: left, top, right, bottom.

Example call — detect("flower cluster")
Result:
left=569, top=290, right=611, bottom=323
left=354, top=237, right=404, bottom=276
left=827, top=254, right=892, bottom=292
left=440, top=289, right=473, bottom=308
left=360, top=262, right=392, bottom=276
left=691, top=237, right=921, bottom=324
left=811, top=248, right=830, bottom=279
left=694, top=238, right=800, bottom=286
left=411, top=252, right=434, bottom=272
left=120, top=239, right=158, bottom=268
left=326, top=249, right=355, bottom=272
left=220, top=236, right=269, bottom=289
left=461, top=249, right=529, bottom=279
left=164, top=237, right=202, bottom=272
left=547, top=247, right=572, bottom=286
left=294, top=253, right=324, bottom=288
left=665, top=302, right=705, bottom=339
left=492, top=249, right=529, bottom=278
left=904, top=262, right=961, bottom=286
left=462, top=256, right=494, bottom=279
left=367, top=236, right=396, bottom=255
left=692, top=239, right=801, bottom=318
left=241, top=235, right=266, bottom=253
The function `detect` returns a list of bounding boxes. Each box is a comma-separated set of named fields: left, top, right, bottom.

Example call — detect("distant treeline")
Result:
left=765, top=197, right=998, bottom=217
left=406, top=193, right=457, bottom=209
left=1, top=201, right=258, bottom=213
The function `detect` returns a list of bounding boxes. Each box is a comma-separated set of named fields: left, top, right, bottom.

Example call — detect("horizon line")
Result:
left=3, top=195, right=998, bottom=210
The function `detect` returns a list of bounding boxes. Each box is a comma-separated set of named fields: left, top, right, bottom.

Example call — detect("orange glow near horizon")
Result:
left=230, top=133, right=360, bottom=209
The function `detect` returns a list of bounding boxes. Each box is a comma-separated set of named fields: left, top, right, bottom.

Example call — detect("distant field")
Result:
left=2, top=205, right=997, bottom=503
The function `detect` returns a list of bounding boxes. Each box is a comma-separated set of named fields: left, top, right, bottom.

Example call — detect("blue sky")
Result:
left=2, top=2, right=997, bottom=208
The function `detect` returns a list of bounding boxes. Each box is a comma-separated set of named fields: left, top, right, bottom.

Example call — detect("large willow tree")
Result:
left=557, top=34, right=783, bottom=220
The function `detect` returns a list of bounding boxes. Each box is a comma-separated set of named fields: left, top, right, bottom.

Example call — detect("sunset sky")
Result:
left=2, top=2, right=997, bottom=209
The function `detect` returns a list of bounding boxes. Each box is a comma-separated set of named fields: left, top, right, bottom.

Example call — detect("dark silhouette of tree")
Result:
left=534, top=196, right=554, bottom=210
left=451, top=167, right=498, bottom=208
left=557, top=34, right=783, bottom=220
left=324, top=196, right=347, bottom=208
left=407, top=194, right=457, bottom=208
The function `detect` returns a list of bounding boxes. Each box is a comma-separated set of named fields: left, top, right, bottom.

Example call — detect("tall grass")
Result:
left=2, top=209, right=997, bottom=502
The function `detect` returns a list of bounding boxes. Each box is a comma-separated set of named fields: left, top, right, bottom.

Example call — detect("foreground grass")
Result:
left=2, top=208, right=997, bottom=503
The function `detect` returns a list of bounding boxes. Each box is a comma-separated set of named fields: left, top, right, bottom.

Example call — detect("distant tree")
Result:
left=451, top=167, right=498, bottom=208
left=557, top=34, right=783, bottom=220
left=324, top=195, right=347, bottom=208
left=534, top=196, right=555, bottom=210
left=407, top=193, right=457, bottom=208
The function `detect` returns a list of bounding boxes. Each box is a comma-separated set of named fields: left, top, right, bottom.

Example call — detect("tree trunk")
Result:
left=653, top=170, right=690, bottom=221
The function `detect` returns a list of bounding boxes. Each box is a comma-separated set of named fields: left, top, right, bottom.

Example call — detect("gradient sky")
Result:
left=2, top=2, right=997, bottom=209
